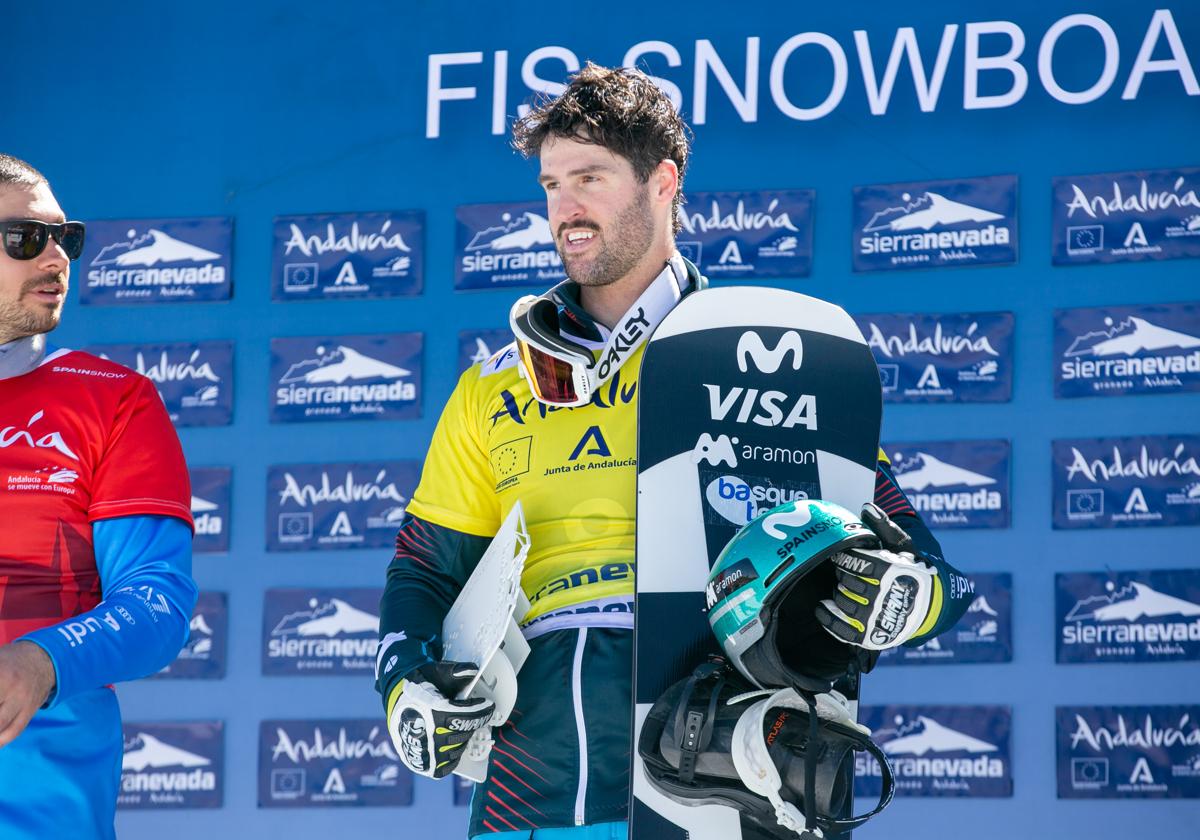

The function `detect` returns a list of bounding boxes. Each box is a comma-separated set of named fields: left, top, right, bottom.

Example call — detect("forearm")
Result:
left=376, top=515, right=490, bottom=705
left=19, top=516, right=196, bottom=706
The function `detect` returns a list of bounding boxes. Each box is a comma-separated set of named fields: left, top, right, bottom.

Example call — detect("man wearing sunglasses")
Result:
left=0, top=155, right=197, bottom=839
left=376, top=66, right=968, bottom=840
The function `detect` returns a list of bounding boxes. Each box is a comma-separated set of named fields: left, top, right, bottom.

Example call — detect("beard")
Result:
left=0, top=272, right=67, bottom=341
left=558, top=186, right=655, bottom=288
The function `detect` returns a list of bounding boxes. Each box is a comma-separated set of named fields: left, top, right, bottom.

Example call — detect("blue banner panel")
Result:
left=1057, top=705, right=1200, bottom=798
left=269, top=333, right=422, bottom=423
left=265, top=461, right=418, bottom=551
left=1051, top=168, right=1200, bottom=265
left=1057, top=569, right=1200, bottom=664
left=258, top=719, right=413, bottom=808
left=855, top=311, right=1013, bottom=402
left=454, top=201, right=565, bottom=290
left=457, top=328, right=513, bottom=374
left=885, top=439, right=1011, bottom=529
left=453, top=775, right=473, bottom=807
left=87, top=340, right=234, bottom=426
left=878, top=572, right=1011, bottom=665
left=190, top=467, right=231, bottom=553
left=119, top=721, right=224, bottom=809
left=262, top=588, right=381, bottom=676
left=856, top=705, right=1012, bottom=797
left=153, top=591, right=227, bottom=680
left=676, top=189, right=814, bottom=279
left=80, top=217, right=233, bottom=305
left=271, top=211, right=423, bottom=300
left=1052, top=435, right=1200, bottom=529
left=852, top=175, right=1018, bottom=272
left=1054, top=301, right=1200, bottom=398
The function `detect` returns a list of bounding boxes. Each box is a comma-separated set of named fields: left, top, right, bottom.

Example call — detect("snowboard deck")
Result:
left=632, top=287, right=882, bottom=840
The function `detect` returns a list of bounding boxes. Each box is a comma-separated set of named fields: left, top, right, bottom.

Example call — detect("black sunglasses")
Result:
left=1, top=219, right=86, bottom=261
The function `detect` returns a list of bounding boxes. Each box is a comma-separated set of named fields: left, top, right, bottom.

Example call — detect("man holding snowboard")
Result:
left=376, top=63, right=971, bottom=839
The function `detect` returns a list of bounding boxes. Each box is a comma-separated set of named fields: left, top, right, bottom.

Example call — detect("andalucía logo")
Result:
left=266, top=460, right=418, bottom=551
left=879, top=572, right=1011, bottom=666
left=154, top=591, right=227, bottom=680
left=87, top=340, right=233, bottom=427
left=262, top=589, right=381, bottom=675
left=189, top=467, right=231, bottom=553
left=675, top=189, right=813, bottom=278
left=1056, top=705, right=1200, bottom=798
left=1052, top=167, right=1200, bottom=266
left=855, top=312, right=1013, bottom=402
left=852, top=175, right=1017, bottom=272
left=259, top=719, right=411, bottom=808
left=271, top=211, right=424, bottom=300
left=458, top=329, right=513, bottom=373
left=80, top=217, right=233, bottom=305
left=454, top=201, right=565, bottom=290
left=119, top=722, right=223, bottom=809
left=1052, top=434, right=1200, bottom=529
left=1054, top=302, right=1200, bottom=398
left=1056, top=570, right=1200, bottom=664
left=855, top=705, right=1012, bottom=798
left=269, top=334, right=422, bottom=423
left=888, top=440, right=1010, bottom=529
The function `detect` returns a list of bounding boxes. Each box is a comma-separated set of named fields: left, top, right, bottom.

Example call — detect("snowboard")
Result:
left=631, top=286, right=882, bottom=840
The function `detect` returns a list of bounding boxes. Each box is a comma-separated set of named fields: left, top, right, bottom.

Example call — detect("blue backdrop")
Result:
left=5, top=1, right=1198, bottom=838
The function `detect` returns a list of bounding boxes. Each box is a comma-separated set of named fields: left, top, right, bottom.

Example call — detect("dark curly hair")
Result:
left=512, top=62, right=691, bottom=234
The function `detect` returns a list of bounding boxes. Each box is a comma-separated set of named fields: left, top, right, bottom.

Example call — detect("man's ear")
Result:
left=652, top=159, right=680, bottom=206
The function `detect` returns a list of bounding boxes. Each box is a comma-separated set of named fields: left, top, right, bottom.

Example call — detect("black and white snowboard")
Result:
left=631, top=287, right=882, bottom=840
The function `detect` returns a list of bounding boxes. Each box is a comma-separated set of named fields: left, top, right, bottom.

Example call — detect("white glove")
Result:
left=386, top=661, right=495, bottom=779
left=815, top=504, right=937, bottom=650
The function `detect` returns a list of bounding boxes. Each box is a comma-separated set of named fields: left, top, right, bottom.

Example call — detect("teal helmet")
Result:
left=706, top=499, right=878, bottom=691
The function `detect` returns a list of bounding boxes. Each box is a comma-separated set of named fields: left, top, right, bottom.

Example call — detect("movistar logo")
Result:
left=737, top=330, right=803, bottom=373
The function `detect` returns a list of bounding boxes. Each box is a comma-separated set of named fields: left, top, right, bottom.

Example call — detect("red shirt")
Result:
left=0, top=349, right=192, bottom=645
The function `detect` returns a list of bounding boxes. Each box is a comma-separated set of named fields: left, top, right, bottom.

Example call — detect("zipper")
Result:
left=572, top=627, right=589, bottom=825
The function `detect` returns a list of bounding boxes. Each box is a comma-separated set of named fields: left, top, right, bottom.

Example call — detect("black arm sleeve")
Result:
left=375, top=514, right=492, bottom=708
left=872, top=459, right=974, bottom=645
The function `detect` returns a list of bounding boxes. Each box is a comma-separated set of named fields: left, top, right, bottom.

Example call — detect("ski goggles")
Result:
left=1, top=220, right=86, bottom=261
left=509, top=254, right=690, bottom=407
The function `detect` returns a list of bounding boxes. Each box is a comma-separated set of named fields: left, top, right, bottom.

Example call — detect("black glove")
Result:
left=386, top=661, right=495, bottom=779
left=815, top=503, right=938, bottom=651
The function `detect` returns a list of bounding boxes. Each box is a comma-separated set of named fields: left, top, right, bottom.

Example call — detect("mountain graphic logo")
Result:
left=969, top=596, right=999, bottom=617
left=1066, top=581, right=1200, bottom=622
left=92, top=229, right=221, bottom=267
left=123, top=733, right=211, bottom=770
left=891, top=451, right=996, bottom=492
left=876, top=715, right=998, bottom=756
left=271, top=597, right=379, bottom=637
left=1065, top=316, right=1200, bottom=357
left=191, top=495, right=218, bottom=513
left=183, top=613, right=215, bottom=656
left=280, top=346, right=409, bottom=385
left=863, top=192, right=1003, bottom=233
left=466, top=212, right=554, bottom=251
left=471, top=338, right=494, bottom=365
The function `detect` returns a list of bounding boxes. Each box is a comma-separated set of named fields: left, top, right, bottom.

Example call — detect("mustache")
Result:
left=22, top=272, right=67, bottom=294
left=557, top=221, right=600, bottom=239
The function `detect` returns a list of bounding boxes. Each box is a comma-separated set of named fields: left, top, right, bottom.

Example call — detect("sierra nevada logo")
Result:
left=264, top=590, right=382, bottom=674
left=120, top=724, right=222, bottom=809
left=1057, top=305, right=1200, bottom=398
left=854, top=176, right=1017, bottom=271
left=124, top=733, right=211, bottom=770
left=456, top=202, right=564, bottom=290
left=82, top=218, right=232, bottom=304
left=191, top=494, right=222, bottom=536
left=179, top=612, right=215, bottom=659
left=271, top=335, right=421, bottom=422
left=856, top=706, right=1011, bottom=797
left=890, top=442, right=1008, bottom=528
left=1058, top=571, right=1200, bottom=663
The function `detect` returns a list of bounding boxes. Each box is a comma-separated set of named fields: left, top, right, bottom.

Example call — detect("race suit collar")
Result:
left=0, top=334, right=46, bottom=381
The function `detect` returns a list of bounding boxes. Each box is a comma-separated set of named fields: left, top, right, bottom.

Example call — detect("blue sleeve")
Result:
left=19, top=515, right=198, bottom=707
